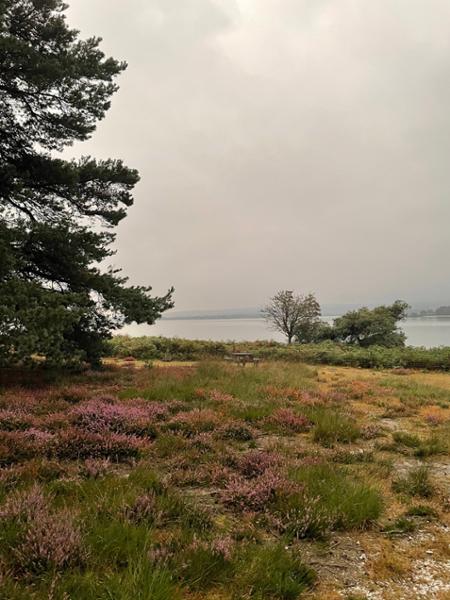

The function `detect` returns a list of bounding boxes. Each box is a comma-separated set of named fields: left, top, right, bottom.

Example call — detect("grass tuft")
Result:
left=311, top=410, right=360, bottom=447
left=392, top=466, right=434, bottom=498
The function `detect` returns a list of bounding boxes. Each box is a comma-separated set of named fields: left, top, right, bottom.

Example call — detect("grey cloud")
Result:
left=66, top=0, right=450, bottom=310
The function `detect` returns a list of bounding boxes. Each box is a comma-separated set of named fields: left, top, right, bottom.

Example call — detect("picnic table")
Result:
left=226, top=352, right=261, bottom=366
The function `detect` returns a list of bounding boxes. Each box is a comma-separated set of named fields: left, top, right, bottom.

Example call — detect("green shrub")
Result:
left=106, top=337, right=450, bottom=371
left=219, top=421, right=256, bottom=441
left=107, top=336, right=227, bottom=361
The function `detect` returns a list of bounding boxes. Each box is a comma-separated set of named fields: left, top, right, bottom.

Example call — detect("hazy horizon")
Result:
left=162, top=299, right=450, bottom=320
left=66, top=1, right=450, bottom=312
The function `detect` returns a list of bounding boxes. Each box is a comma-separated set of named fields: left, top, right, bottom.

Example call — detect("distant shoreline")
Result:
left=162, top=314, right=450, bottom=322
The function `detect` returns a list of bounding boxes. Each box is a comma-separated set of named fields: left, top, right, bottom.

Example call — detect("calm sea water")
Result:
left=121, top=316, right=450, bottom=348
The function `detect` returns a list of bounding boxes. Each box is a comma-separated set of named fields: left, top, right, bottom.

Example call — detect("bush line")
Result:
left=107, top=337, right=450, bottom=371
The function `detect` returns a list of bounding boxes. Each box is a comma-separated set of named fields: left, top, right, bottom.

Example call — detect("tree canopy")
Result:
left=263, top=291, right=321, bottom=344
left=0, top=0, right=173, bottom=366
left=331, top=301, right=409, bottom=347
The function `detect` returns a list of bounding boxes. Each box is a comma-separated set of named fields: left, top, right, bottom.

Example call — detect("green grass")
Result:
left=405, top=504, right=438, bottom=519
left=383, top=516, right=417, bottom=535
left=277, top=464, right=383, bottom=539
left=379, top=377, right=450, bottom=407
left=119, top=361, right=316, bottom=408
left=392, top=431, right=422, bottom=448
left=331, top=450, right=374, bottom=464
left=311, top=409, right=360, bottom=447
left=233, top=544, right=316, bottom=599
left=391, top=431, right=449, bottom=457
left=175, top=543, right=233, bottom=591
left=101, top=563, right=181, bottom=600
left=392, top=466, right=434, bottom=498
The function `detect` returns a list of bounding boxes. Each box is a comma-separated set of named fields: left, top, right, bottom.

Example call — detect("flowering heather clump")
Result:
left=0, top=409, right=36, bottom=431
left=166, top=400, right=186, bottom=414
left=325, top=390, right=347, bottom=404
left=272, top=494, right=333, bottom=539
left=423, top=411, right=445, bottom=426
left=209, top=536, right=234, bottom=561
left=194, top=388, right=209, bottom=400
left=167, top=409, right=219, bottom=436
left=0, top=431, right=49, bottom=465
left=297, top=391, right=323, bottom=406
left=148, top=545, right=173, bottom=565
left=168, top=463, right=210, bottom=487
left=81, top=458, right=111, bottom=479
left=361, top=424, right=382, bottom=440
left=0, top=484, right=47, bottom=522
left=263, top=385, right=304, bottom=402
left=189, top=536, right=234, bottom=561
left=14, top=460, right=70, bottom=485
left=54, top=428, right=145, bottom=461
left=209, top=464, right=234, bottom=486
left=91, top=394, right=117, bottom=403
left=57, top=386, right=88, bottom=404
left=219, top=470, right=288, bottom=512
left=145, top=401, right=171, bottom=420
left=295, top=455, right=325, bottom=467
left=270, top=408, right=311, bottom=433
left=217, top=421, right=256, bottom=441
left=123, top=491, right=159, bottom=524
left=71, top=399, right=143, bottom=431
left=208, top=389, right=234, bottom=403
left=234, top=450, right=279, bottom=478
left=14, top=510, right=84, bottom=573
left=0, top=390, right=40, bottom=413
left=71, top=399, right=167, bottom=436
left=170, top=461, right=233, bottom=488
left=0, top=486, right=84, bottom=572
left=188, top=432, right=216, bottom=452
left=39, top=411, right=70, bottom=432
left=23, top=428, right=55, bottom=445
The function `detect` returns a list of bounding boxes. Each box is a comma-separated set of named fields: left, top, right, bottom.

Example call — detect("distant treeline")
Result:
left=107, top=337, right=450, bottom=371
left=409, top=306, right=450, bottom=317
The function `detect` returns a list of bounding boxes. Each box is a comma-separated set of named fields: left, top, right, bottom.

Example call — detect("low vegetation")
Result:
left=107, top=335, right=450, bottom=370
left=0, top=359, right=449, bottom=598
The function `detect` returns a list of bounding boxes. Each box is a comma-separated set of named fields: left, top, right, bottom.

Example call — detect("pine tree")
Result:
left=0, top=0, right=173, bottom=366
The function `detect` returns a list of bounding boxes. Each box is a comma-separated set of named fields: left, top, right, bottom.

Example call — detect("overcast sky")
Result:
left=66, top=0, right=450, bottom=311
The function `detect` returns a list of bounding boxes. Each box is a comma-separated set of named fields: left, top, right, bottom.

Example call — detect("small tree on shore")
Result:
left=263, top=291, right=321, bottom=344
left=332, top=300, right=409, bottom=347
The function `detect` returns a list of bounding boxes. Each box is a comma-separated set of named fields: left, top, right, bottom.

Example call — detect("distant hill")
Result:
left=162, top=307, right=261, bottom=320
left=163, top=302, right=450, bottom=321
left=409, top=305, right=450, bottom=317
left=163, top=304, right=366, bottom=321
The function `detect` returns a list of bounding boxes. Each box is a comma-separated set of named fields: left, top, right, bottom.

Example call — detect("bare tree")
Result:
left=262, top=290, right=321, bottom=344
